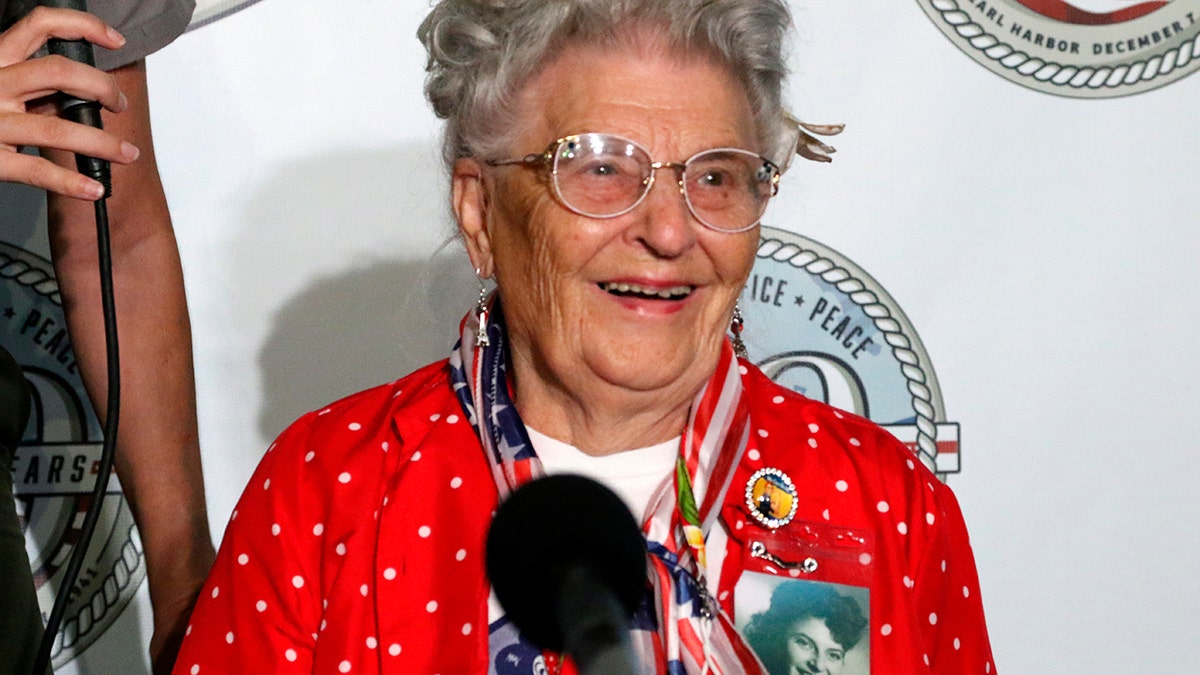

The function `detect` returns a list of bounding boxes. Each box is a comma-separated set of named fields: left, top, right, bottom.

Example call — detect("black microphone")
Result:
left=40, top=0, right=112, bottom=197
left=486, top=475, right=647, bottom=675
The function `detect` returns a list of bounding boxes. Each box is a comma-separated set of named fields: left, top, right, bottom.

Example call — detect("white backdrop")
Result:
left=13, top=0, right=1200, bottom=672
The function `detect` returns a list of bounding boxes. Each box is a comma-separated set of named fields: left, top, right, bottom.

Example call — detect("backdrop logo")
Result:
left=743, top=228, right=960, bottom=477
left=916, top=0, right=1200, bottom=97
left=1, top=243, right=145, bottom=669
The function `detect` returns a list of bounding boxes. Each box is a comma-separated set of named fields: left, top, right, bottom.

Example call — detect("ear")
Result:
left=452, top=157, right=495, bottom=278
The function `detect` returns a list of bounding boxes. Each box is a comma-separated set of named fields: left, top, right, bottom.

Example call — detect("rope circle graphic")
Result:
left=1, top=242, right=145, bottom=668
left=920, top=0, right=1200, bottom=97
left=755, top=236, right=943, bottom=473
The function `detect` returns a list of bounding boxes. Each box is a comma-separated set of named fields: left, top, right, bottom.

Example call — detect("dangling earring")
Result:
left=731, top=303, right=748, bottom=360
left=475, top=271, right=490, bottom=348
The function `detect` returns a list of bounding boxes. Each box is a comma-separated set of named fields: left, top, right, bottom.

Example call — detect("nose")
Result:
left=630, top=166, right=697, bottom=258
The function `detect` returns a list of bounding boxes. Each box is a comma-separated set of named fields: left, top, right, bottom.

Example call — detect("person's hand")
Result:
left=148, top=572, right=208, bottom=675
left=0, top=6, right=140, bottom=200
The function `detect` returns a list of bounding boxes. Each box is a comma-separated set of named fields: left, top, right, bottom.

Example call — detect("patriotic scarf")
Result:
left=449, top=295, right=767, bottom=674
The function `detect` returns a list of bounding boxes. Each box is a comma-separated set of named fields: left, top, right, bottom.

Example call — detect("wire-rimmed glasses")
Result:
left=485, top=133, right=780, bottom=233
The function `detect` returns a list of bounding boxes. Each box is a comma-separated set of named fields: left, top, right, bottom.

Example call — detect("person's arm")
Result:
left=41, top=57, right=215, bottom=675
left=913, top=483, right=997, bottom=673
left=173, top=413, right=325, bottom=675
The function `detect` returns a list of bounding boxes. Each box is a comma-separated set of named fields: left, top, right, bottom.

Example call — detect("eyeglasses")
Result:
left=484, top=133, right=781, bottom=233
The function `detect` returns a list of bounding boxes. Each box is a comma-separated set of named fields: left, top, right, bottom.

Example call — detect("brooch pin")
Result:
left=745, top=467, right=798, bottom=529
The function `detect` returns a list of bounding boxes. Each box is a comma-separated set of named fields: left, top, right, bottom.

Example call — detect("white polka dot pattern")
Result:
left=169, top=360, right=994, bottom=674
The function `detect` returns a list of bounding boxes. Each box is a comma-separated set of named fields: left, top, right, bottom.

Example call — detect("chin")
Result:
left=586, top=332, right=719, bottom=392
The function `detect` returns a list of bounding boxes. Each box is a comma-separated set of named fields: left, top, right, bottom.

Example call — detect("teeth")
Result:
left=600, top=282, right=692, bottom=299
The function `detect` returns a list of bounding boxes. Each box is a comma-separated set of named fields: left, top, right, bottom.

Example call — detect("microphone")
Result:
left=40, top=0, right=112, bottom=197
left=486, top=475, right=647, bottom=675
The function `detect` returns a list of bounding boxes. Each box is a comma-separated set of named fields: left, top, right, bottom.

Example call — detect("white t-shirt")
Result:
left=527, top=426, right=679, bottom=522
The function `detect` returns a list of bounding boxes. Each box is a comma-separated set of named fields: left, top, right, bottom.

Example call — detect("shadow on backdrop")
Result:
left=256, top=249, right=475, bottom=440
left=240, top=143, right=476, bottom=441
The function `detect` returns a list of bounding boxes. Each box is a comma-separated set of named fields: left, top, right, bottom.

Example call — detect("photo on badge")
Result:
left=735, top=572, right=870, bottom=675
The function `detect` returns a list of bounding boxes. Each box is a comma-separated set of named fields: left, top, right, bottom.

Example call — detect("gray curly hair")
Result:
left=418, top=0, right=795, bottom=171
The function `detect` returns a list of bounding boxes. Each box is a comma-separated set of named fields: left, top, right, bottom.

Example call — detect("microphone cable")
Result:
left=30, top=199, right=118, bottom=675
left=30, top=3, right=121, bottom=671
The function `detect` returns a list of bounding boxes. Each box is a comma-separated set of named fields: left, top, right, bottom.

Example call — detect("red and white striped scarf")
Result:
left=450, top=297, right=766, bottom=674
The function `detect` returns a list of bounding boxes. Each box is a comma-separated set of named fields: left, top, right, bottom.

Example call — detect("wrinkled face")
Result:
left=786, top=617, right=846, bottom=675
left=454, top=35, right=760, bottom=422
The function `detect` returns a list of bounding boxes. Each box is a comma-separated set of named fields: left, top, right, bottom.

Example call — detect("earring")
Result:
left=731, top=303, right=748, bottom=360
left=474, top=271, right=490, bottom=348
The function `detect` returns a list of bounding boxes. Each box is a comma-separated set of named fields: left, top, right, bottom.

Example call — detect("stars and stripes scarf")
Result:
left=449, top=295, right=766, bottom=674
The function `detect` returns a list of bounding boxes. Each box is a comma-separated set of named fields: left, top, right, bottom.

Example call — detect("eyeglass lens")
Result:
left=550, top=134, right=774, bottom=232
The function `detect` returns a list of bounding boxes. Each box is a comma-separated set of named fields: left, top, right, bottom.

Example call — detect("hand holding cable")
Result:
left=0, top=5, right=137, bottom=199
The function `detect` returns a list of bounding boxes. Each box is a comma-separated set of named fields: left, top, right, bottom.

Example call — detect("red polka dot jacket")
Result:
left=174, top=360, right=995, bottom=674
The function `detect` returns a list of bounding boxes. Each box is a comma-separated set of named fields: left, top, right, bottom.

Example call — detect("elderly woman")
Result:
left=174, top=1, right=995, bottom=673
